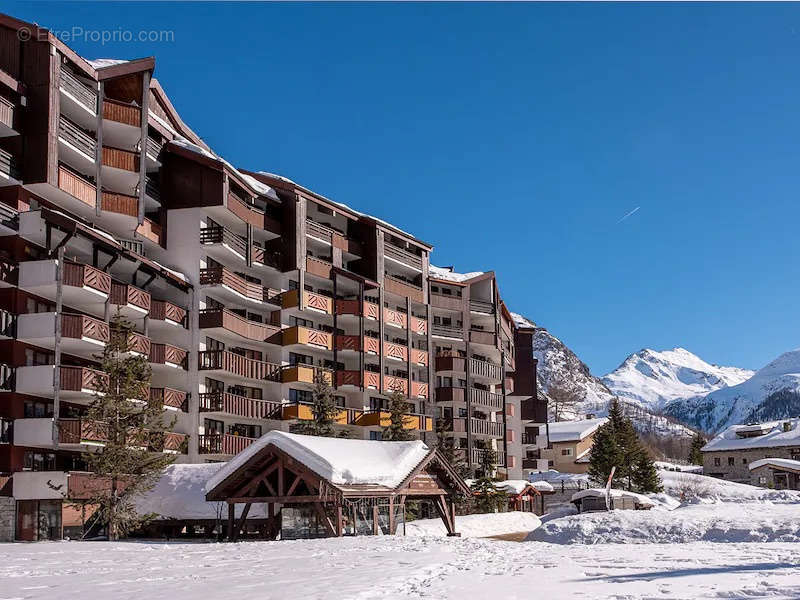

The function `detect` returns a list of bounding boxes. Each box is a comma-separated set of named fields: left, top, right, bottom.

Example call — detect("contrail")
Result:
left=616, top=206, right=640, bottom=224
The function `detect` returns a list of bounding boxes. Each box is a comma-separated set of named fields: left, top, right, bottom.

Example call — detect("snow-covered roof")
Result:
left=574, top=447, right=592, bottom=463
left=544, top=418, right=608, bottom=443
left=748, top=458, right=800, bottom=473
left=510, top=312, right=536, bottom=329
left=571, top=488, right=655, bottom=507
left=465, top=479, right=550, bottom=495
left=85, top=58, right=130, bottom=69
left=206, top=431, right=431, bottom=493
left=135, top=464, right=265, bottom=520
left=429, top=265, right=484, bottom=283
left=702, top=418, right=800, bottom=452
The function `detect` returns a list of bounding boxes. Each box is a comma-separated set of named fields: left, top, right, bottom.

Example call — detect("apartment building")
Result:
left=0, top=13, right=541, bottom=540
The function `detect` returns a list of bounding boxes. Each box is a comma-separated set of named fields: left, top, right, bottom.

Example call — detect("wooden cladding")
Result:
left=281, top=365, right=332, bottom=385
left=430, top=292, right=462, bottom=311
left=469, top=387, right=504, bottom=411
left=200, top=308, right=279, bottom=342
left=306, top=256, right=332, bottom=279
left=198, top=349, right=281, bottom=381
left=411, top=381, right=429, bottom=399
left=383, top=307, right=407, bottom=329
left=282, top=326, right=333, bottom=350
left=101, top=191, right=138, bottom=218
left=150, top=387, right=187, bottom=411
left=410, top=315, right=428, bottom=335
left=150, top=300, right=187, bottom=327
left=383, top=375, right=407, bottom=396
left=149, top=343, right=188, bottom=369
left=58, top=166, right=96, bottom=206
left=384, top=341, right=408, bottom=362
left=383, top=275, right=424, bottom=303
left=60, top=366, right=108, bottom=392
left=384, top=243, right=423, bottom=270
left=334, top=299, right=380, bottom=320
left=110, top=282, right=151, bottom=312
left=469, top=329, right=495, bottom=346
left=63, top=262, right=112, bottom=295
left=102, top=146, right=138, bottom=172
left=58, top=418, right=108, bottom=445
left=227, top=192, right=263, bottom=228
left=200, top=267, right=281, bottom=305
left=198, top=433, right=256, bottom=455
left=136, top=218, right=164, bottom=247
left=162, top=432, right=187, bottom=453
left=102, top=98, right=141, bottom=127
left=61, top=314, right=109, bottom=344
left=281, top=289, right=333, bottom=314
left=356, top=411, right=432, bottom=431
left=335, top=334, right=361, bottom=352
left=411, top=348, right=429, bottom=366
left=199, top=391, right=281, bottom=419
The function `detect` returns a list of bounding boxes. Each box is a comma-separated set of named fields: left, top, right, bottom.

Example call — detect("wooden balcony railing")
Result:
left=60, top=366, right=108, bottom=393
left=150, top=300, right=187, bottom=327
left=334, top=299, right=380, bottom=320
left=335, top=334, right=361, bottom=352
left=0, top=148, right=20, bottom=180
left=102, top=146, right=138, bottom=172
left=200, top=266, right=282, bottom=306
left=469, top=299, right=494, bottom=314
left=463, top=418, right=505, bottom=437
left=150, top=387, right=187, bottom=411
left=58, top=418, right=107, bottom=445
left=384, top=243, right=423, bottom=270
left=110, top=281, right=151, bottom=313
left=250, top=245, right=282, bottom=270
left=198, top=433, right=257, bottom=455
left=0, top=96, right=14, bottom=130
left=356, top=410, right=432, bottom=431
left=63, top=261, right=111, bottom=295
left=306, top=255, right=332, bottom=279
left=198, top=349, right=281, bottom=381
left=282, top=326, right=333, bottom=350
left=149, top=343, right=188, bottom=369
left=227, top=191, right=263, bottom=228
left=145, top=175, right=161, bottom=202
left=281, top=365, right=333, bottom=385
left=200, top=392, right=281, bottom=419
left=58, top=165, right=96, bottom=206
left=410, top=315, right=428, bottom=335
left=61, top=314, right=109, bottom=344
left=430, top=292, right=463, bottom=311
left=199, top=308, right=279, bottom=342
left=281, top=289, right=333, bottom=314
left=103, top=98, right=141, bottom=127
left=200, top=225, right=247, bottom=258
left=411, top=381, right=429, bottom=399
left=383, top=375, right=408, bottom=396
left=161, top=432, right=187, bottom=454
left=145, top=136, right=163, bottom=159
left=411, top=348, right=429, bottom=366
left=431, top=323, right=463, bottom=338
left=306, top=218, right=335, bottom=242
left=468, top=358, right=503, bottom=382
left=136, top=218, right=164, bottom=246
left=383, top=274, right=424, bottom=303
left=59, top=116, right=97, bottom=158
left=101, top=191, right=138, bottom=218
left=383, top=307, right=408, bottom=329
left=469, top=328, right=495, bottom=346
left=384, top=341, right=408, bottom=362
left=469, top=388, right=504, bottom=411
left=468, top=448, right=506, bottom=467
left=59, top=68, right=97, bottom=112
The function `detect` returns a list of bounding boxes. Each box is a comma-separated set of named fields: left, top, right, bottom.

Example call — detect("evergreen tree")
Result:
left=586, top=416, right=622, bottom=488
left=435, top=417, right=468, bottom=477
left=469, top=449, right=507, bottom=513
left=382, top=385, right=414, bottom=441
left=292, top=370, right=344, bottom=437
left=82, top=312, right=176, bottom=540
left=688, top=432, right=705, bottom=465
left=632, top=450, right=664, bottom=493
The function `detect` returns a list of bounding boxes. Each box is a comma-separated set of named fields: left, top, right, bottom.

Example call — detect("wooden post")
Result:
left=447, top=499, right=460, bottom=537
left=388, top=496, right=395, bottom=535
left=372, top=505, right=379, bottom=536
left=233, top=502, right=252, bottom=542
left=227, top=503, right=235, bottom=541
left=336, top=505, right=343, bottom=537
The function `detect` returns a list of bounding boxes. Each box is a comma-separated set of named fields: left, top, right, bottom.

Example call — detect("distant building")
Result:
left=523, top=417, right=608, bottom=475
left=702, top=419, right=800, bottom=484
left=748, top=458, right=800, bottom=490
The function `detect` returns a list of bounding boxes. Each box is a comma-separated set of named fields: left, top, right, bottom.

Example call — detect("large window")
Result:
left=23, top=451, right=56, bottom=471
left=289, top=389, right=313, bottom=404
left=0, top=418, right=11, bottom=443
left=229, top=423, right=261, bottom=438
left=23, top=400, right=54, bottom=418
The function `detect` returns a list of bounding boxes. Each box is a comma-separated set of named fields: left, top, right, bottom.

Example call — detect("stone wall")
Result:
left=703, top=446, right=800, bottom=483
left=0, top=497, right=14, bottom=542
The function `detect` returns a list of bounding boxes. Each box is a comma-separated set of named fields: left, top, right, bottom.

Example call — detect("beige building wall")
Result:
left=539, top=434, right=595, bottom=474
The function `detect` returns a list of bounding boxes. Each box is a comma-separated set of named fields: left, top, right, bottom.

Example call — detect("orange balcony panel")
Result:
left=364, top=302, right=380, bottom=320
left=103, top=98, right=141, bottom=127
left=411, top=348, right=428, bottom=367
left=282, top=326, right=333, bottom=350
left=383, top=375, right=408, bottom=396
left=335, top=334, right=361, bottom=352
left=384, top=341, right=408, bottom=362
left=410, top=316, right=428, bottom=335
left=304, top=290, right=333, bottom=314
left=336, top=370, right=361, bottom=387
left=383, top=308, right=408, bottom=329
left=281, top=365, right=332, bottom=385
left=282, top=403, right=313, bottom=421
left=412, top=381, right=429, bottom=400
left=363, top=336, right=380, bottom=355
left=363, top=371, right=380, bottom=389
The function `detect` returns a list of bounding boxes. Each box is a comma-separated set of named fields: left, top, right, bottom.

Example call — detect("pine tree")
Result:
left=587, top=416, right=622, bottom=487
left=469, top=449, right=507, bottom=513
left=383, top=385, right=414, bottom=441
left=688, top=432, right=705, bottom=465
left=435, top=417, right=468, bottom=477
left=82, top=311, right=176, bottom=540
left=292, top=370, right=344, bottom=437
left=632, top=450, right=663, bottom=493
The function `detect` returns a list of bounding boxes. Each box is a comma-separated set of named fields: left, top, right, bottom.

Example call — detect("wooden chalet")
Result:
left=205, top=432, right=472, bottom=540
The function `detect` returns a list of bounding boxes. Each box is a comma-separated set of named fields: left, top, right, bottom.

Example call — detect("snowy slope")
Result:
left=663, top=349, right=800, bottom=433
left=602, top=348, right=753, bottom=412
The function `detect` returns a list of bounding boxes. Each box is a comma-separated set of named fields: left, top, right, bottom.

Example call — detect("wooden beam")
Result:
left=448, top=500, right=460, bottom=537
left=312, top=502, right=336, bottom=537
left=227, top=503, right=235, bottom=541
left=233, top=459, right=279, bottom=498
left=372, top=505, right=379, bottom=536
left=336, top=505, right=343, bottom=537
left=286, top=472, right=302, bottom=496
left=232, top=502, right=252, bottom=542
left=388, top=496, right=395, bottom=535
left=227, top=494, right=323, bottom=504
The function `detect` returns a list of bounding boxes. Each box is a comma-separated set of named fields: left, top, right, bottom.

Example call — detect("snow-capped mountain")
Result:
left=602, top=348, right=753, bottom=412
left=663, top=349, right=800, bottom=433
left=515, top=315, right=694, bottom=437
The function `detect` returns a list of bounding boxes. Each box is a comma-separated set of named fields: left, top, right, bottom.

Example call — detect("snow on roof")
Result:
left=545, top=418, right=608, bottom=443
left=530, top=480, right=555, bottom=493
left=256, top=171, right=297, bottom=184
left=85, top=58, right=130, bottom=69
left=510, top=312, right=536, bottom=329
left=206, top=431, right=431, bottom=493
left=748, top=458, right=800, bottom=472
left=702, top=418, right=800, bottom=452
left=574, top=447, right=592, bottom=463
left=136, top=464, right=264, bottom=520
left=429, top=265, right=484, bottom=283
left=570, top=488, right=655, bottom=507
left=529, top=469, right=590, bottom=483
left=465, top=479, right=543, bottom=495
left=149, top=259, right=188, bottom=282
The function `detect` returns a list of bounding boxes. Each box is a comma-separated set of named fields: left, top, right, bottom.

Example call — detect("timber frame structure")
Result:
left=205, top=444, right=471, bottom=541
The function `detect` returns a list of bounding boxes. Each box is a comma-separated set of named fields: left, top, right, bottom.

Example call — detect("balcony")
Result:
left=250, top=245, right=282, bottom=270
left=431, top=323, right=463, bottom=339
left=469, top=328, right=495, bottom=346
left=136, top=217, right=164, bottom=247
left=430, top=292, right=462, bottom=311
left=383, top=274, right=424, bottom=303
left=226, top=191, right=263, bottom=229
left=466, top=418, right=504, bottom=437
left=200, top=225, right=248, bottom=262
left=0, top=96, right=16, bottom=136
left=200, top=266, right=282, bottom=307
left=0, top=148, right=20, bottom=181
left=59, top=68, right=97, bottom=118
left=411, top=381, right=429, bottom=399
left=335, top=299, right=380, bottom=320
left=281, top=401, right=360, bottom=424
left=59, top=116, right=97, bottom=166
left=200, top=308, right=280, bottom=343
left=355, top=410, right=432, bottom=431
left=281, top=289, right=333, bottom=314
left=435, top=353, right=466, bottom=373
left=505, top=377, right=514, bottom=394
left=57, top=418, right=107, bottom=446
left=17, top=313, right=109, bottom=358
left=12, top=365, right=107, bottom=400
left=150, top=387, right=187, bottom=411
left=411, top=348, right=429, bottom=367
left=469, top=388, right=504, bottom=411
left=335, top=334, right=364, bottom=353
left=469, top=299, right=494, bottom=314
left=101, top=191, right=139, bottom=218
left=383, top=307, right=408, bottom=329
left=410, top=315, right=428, bottom=335
left=118, top=330, right=151, bottom=357
left=306, top=255, right=332, bottom=279
left=58, top=165, right=96, bottom=207
left=102, top=145, right=138, bottom=173
left=199, top=392, right=280, bottom=419
left=198, top=349, right=281, bottom=382
left=198, top=433, right=257, bottom=456
left=18, top=260, right=110, bottom=316
left=335, top=370, right=381, bottom=390
left=384, top=243, right=423, bottom=271
left=470, top=448, right=506, bottom=468
left=282, top=325, right=333, bottom=350
left=149, top=300, right=187, bottom=328
left=383, top=374, right=408, bottom=396
left=110, top=281, right=151, bottom=319
left=149, top=343, right=188, bottom=369
left=469, top=358, right=503, bottom=382
left=145, top=136, right=163, bottom=164
left=103, top=98, right=141, bottom=128
left=281, top=365, right=333, bottom=385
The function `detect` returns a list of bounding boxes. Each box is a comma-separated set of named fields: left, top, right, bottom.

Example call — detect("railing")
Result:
left=200, top=267, right=280, bottom=305
left=63, top=261, right=111, bottom=295
left=468, top=418, right=505, bottom=437
left=469, top=299, right=494, bottom=314
left=334, top=299, right=380, bottom=319
left=411, top=381, right=429, bottom=399
left=198, top=349, right=281, bottom=381
left=200, top=225, right=247, bottom=258
left=199, top=391, right=280, bottom=419
left=469, top=328, right=495, bottom=346
left=410, top=348, right=429, bottom=366
left=198, top=433, right=257, bottom=455
left=145, top=175, right=161, bottom=202
left=383, top=307, right=408, bottom=329
left=306, top=255, right=332, bottom=279
left=162, top=432, right=187, bottom=454
left=150, top=300, right=187, bottom=327
left=470, top=448, right=506, bottom=467
left=103, top=98, right=140, bottom=127
left=384, top=243, right=423, bottom=270
left=469, top=388, right=504, bottom=411
left=0, top=148, right=20, bottom=180
left=0, top=96, right=13, bottom=130
left=58, top=165, right=96, bottom=205
left=250, top=245, right=282, bottom=270
left=383, top=341, right=408, bottom=362
left=59, top=68, right=97, bottom=112
left=199, top=308, right=278, bottom=342
left=136, top=218, right=163, bottom=246
left=468, top=358, right=503, bottom=381
left=410, top=315, right=428, bottom=335
left=59, top=116, right=97, bottom=158
left=227, top=191, right=263, bottom=228
left=146, top=136, right=163, bottom=159
left=60, top=366, right=107, bottom=392
left=61, top=314, right=109, bottom=344
left=430, top=292, right=462, bottom=311
left=281, top=365, right=333, bottom=385
left=110, top=281, right=152, bottom=313
left=0, top=309, right=15, bottom=337
left=102, top=146, right=138, bottom=172
left=101, top=191, right=138, bottom=218
left=306, top=218, right=335, bottom=242
left=384, top=274, right=424, bottom=302
left=149, top=343, right=188, bottom=369
left=282, top=325, right=332, bottom=349
left=431, top=323, right=463, bottom=338
left=383, top=375, right=408, bottom=396
left=58, top=418, right=107, bottom=445
left=150, top=387, right=187, bottom=411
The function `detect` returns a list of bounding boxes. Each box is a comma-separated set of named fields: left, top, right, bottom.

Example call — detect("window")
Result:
left=759, top=476, right=767, bottom=485
left=742, top=458, right=748, bottom=465
left=370, top=397, right=388, bottom=411
left=289, top=389, right=313, bottom=404
left=459, top=438, right=468, bottom=449
left=204, top=419, right=224, bottom=436
left=728, top=457, right=735, bottom=466
left=561, top=448, right=572, bottom=456
left=547, top=460, right=554, bottom=468
left=25, top=349, right=53, bottom=366
left=206, top=337, right=225, bottom=351
left=714, top=457, right=721, bottom=466
left=369, top=431, right=383, bottom=441
left=334, top=395, right=345, bottom=408
left=0, top=418, right=11, bottom=443
left=229, top=424, right=261, bottom=438
left=289, top=352, right=313, bottom=366
left=458, top=408, right=468, bottom=418
left=23, top=451, right=56, bottom=471
left=23, top=400, right=53, bottom=418
left=290, top=316, right=313, bottom=328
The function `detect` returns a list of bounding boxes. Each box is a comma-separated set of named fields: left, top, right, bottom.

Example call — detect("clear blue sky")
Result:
left=9, top=2, right=799, bottom=375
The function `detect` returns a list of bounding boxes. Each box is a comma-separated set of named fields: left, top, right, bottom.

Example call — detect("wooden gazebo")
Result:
left=205, top=432, right=471, bottom=540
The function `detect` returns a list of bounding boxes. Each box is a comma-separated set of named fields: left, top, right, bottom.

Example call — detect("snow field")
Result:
left=405, top=511, right=541, bottom=538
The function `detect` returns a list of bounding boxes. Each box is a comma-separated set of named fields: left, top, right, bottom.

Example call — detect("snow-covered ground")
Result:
left=405, top=511, right=541, bottom=538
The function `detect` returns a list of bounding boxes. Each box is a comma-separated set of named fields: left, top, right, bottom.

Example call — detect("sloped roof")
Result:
left=748, top=458, right=800, bottom=473
left=546, top=418, right=608, bottom=443
left=702, top=418, right=800, bottom=452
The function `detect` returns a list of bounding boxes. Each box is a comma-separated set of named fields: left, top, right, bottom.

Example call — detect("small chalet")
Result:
left=534, top=418, right=608, bottom=475
left=205, top=432, right=471, bottom=540
left=748, top=458, right=800, bottom=490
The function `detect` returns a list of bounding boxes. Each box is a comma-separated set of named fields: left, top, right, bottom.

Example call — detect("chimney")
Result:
left=783, top=421, right=792, bottom=433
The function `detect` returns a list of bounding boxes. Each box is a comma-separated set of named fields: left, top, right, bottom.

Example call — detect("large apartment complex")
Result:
left=0, top=13, right=544, bottom=541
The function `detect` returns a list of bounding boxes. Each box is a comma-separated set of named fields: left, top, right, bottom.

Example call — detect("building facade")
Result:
left=0, top=13, right=544, bottom=540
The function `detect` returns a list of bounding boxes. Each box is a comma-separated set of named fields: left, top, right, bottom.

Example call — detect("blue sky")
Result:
left=9, top=2, right=799, bottom=375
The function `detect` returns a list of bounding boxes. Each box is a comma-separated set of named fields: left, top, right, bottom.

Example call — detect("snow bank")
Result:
left=207, top=431, right=431, bottom=493
left=571, top=488, right=655, bottom=508
left=406, top=511, right=541, bottom=538
left=659, top=469, right=800, bottom=503
left=654, top=460, right=703, bottom=473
